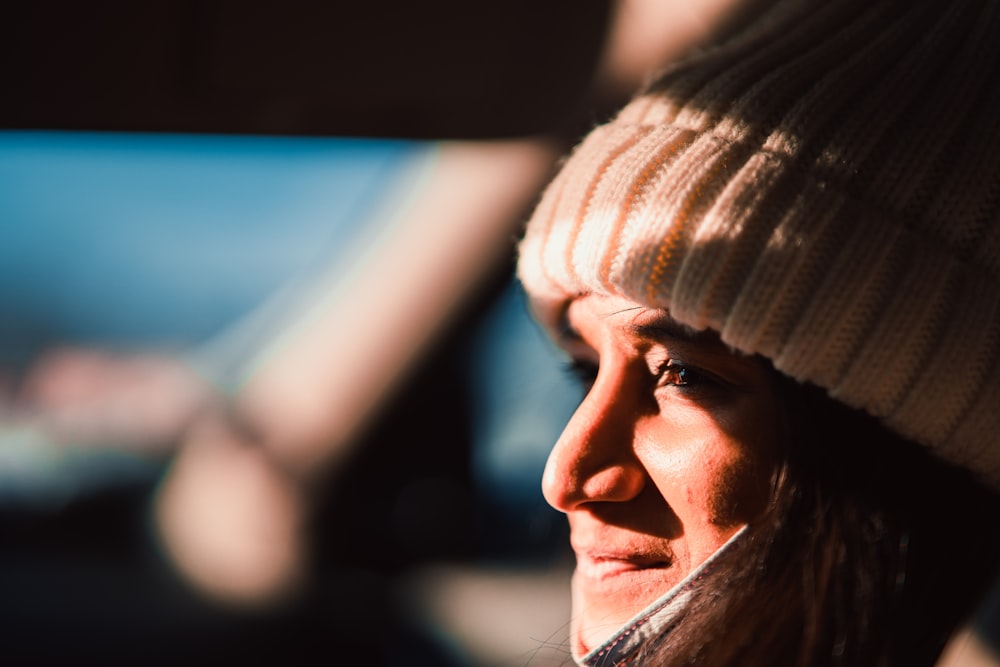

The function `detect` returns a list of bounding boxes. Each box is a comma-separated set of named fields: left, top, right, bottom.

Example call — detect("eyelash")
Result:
left=564, top=359, right=707, bottom=392
left=658, top=360, right=698, bottom=388
left=564, top=359, right=598, bottom=390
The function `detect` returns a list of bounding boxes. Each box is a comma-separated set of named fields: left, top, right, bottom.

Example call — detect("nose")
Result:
left=541, top=368, right=645, bottom=512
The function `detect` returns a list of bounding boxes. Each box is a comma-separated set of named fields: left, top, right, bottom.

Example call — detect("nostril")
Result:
left=580, top=464, right=645, bottom=503
left=542, top=441, right=645, bottom=511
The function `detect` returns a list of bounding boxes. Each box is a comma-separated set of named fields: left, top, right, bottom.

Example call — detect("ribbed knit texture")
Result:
left=518, top=0, right=1000, bottom=488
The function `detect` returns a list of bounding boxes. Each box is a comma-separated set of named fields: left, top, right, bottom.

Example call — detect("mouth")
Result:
left=574, top=552, right=673, bottom=582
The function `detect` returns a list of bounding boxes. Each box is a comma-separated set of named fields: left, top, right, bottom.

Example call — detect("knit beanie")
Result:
left=518, top=0, right=1000, bottom=488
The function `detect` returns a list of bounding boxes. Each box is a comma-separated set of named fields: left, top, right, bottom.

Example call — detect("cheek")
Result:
left=638, top=412, right=777, bottom=527
left=654, top=443, right=758, bottom=524
left=702, top=444, right=770, bottom=524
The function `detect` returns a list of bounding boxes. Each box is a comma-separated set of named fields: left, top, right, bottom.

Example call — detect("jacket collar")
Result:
left=576, top=526, right=748, bottom=667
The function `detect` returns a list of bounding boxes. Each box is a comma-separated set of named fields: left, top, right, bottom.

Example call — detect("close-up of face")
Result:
left=540, top=293, right=785, bottom=655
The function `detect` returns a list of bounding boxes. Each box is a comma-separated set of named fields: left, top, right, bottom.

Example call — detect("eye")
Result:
left=564, top=358, right=599, bottom=391
left=658, top=360, right=714, bottom=390
left=661, top=361, right=690, bottom=386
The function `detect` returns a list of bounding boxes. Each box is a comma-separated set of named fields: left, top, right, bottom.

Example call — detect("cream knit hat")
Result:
left=518, top=0, right=1000, bottom=488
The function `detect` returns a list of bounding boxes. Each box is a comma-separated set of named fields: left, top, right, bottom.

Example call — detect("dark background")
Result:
left=2, top=1, right=612, bottom=138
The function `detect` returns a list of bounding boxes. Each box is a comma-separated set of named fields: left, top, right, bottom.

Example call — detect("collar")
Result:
left=576, top=526, right=748, bottom=667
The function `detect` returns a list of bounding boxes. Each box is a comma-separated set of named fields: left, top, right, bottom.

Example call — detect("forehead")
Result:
left=557, top=293, right=718, bottom=348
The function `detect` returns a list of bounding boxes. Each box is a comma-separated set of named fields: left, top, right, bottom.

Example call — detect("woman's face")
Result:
left=542, top=293, right=783, bottom=655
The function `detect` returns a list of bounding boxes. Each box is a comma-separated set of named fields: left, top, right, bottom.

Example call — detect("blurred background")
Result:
left=0, top=1, right=823, bottom=665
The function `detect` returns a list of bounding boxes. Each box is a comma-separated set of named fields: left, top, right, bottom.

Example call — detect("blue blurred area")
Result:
left=0, top=130, right=570, bottom=530
left=0, top=131, right=427, bottom=363
left=0, top=130, right=573, bottom=665
left=467, top=283, right=579, bottom=503
left=464, top=280, right=579, bottom=558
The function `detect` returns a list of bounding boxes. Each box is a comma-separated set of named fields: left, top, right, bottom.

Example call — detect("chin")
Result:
left=571, top=564, right=681, bottom=653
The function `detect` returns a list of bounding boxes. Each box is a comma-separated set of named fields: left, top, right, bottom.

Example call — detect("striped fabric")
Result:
left=518, top=0, right=1000, bottom=488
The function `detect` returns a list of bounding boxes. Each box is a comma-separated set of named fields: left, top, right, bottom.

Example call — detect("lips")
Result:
left=574, top=551, right=673, bottom=582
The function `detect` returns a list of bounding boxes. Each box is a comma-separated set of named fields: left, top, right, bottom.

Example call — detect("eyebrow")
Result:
left=624, top=311, right=714, bottom=345
left=557, top=306, right=715, bottom=347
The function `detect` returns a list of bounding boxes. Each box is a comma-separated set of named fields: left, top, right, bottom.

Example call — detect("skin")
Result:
left=540, top=293, right=784, bottom=656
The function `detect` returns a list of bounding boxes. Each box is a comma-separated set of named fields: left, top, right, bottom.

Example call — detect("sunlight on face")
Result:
left=539, top=294, right=783, bottom=656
